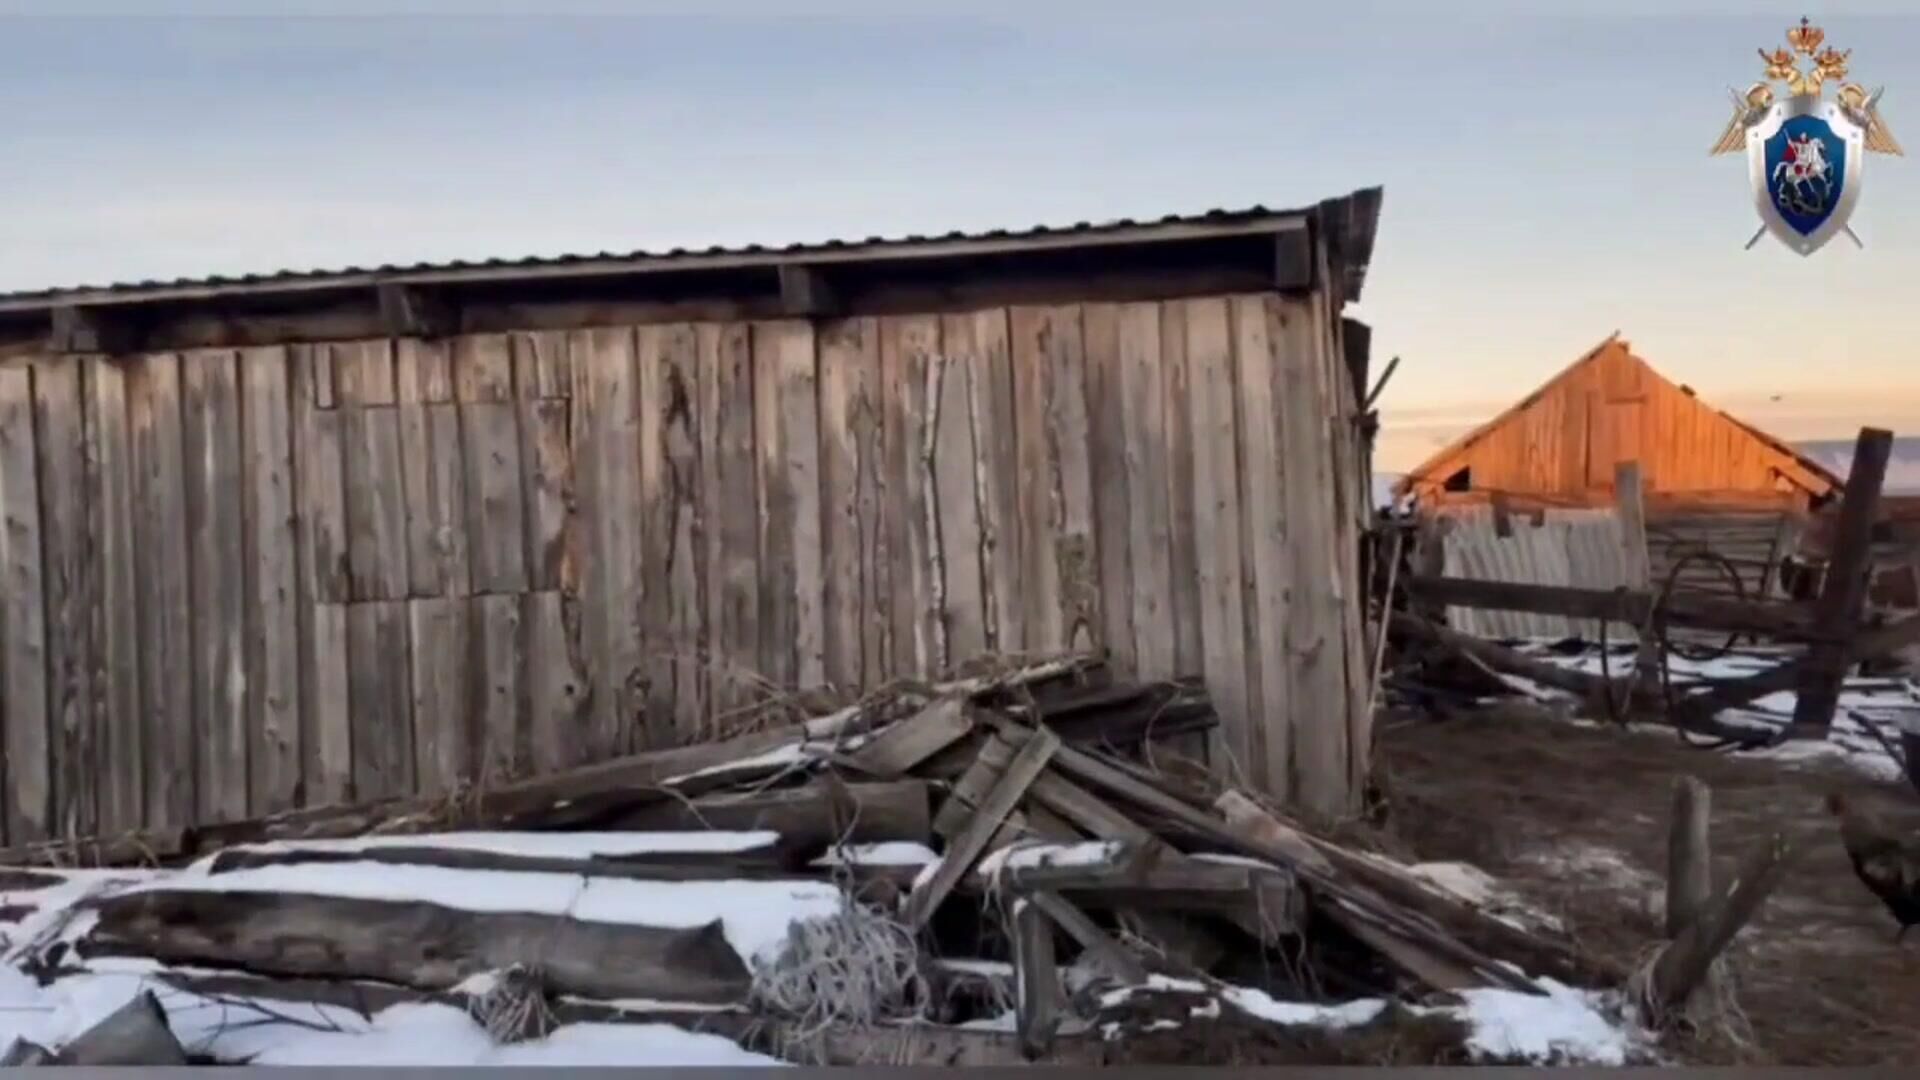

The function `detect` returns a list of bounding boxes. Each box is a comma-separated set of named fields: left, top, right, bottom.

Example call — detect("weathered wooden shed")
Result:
left=0, top=188, right=1383, bottom=845
left=1395, top=334, right=1849, bottom=604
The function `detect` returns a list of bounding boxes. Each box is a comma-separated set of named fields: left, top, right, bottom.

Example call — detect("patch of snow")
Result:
left=933, top=958, right=1014, bottom=978
left=1097, top=974, right=1208, bottom=1009
left=0, top=971, right=781, bottom=1066
left=1490, top=642, right=1916, bottom=783
left=1445, top=980, right=1634, bottom=1065
left=907, top=856, right=943, bottom=895
left=811, top=842, right=937, bottom=867
left=1520, top=843, right=1657, bottom=894
left=1219, top=984, right=1385, bottom=1028
left=452, top=971, right=501, bottom=996
left=1, top=870, right=155, bottom=963
left=976, top=841, right=1120, bottom=881
left=957, top=1011, right=1019, bottom=1033
left=108, top=862, right=842, bottom=969
left=1091, top=971, right=1639, bottom=1065
left=1407, top=862, right=1500, bottom=906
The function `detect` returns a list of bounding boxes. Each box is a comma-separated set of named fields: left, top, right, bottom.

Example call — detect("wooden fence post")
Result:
left=1665, top=776, right=1712, bottom=939
left=1792, top=427, right=1894, bottom=737
left=1615, top=461, right=1658, bottom=703
left=1642, top=777, right=1794, bottom=1021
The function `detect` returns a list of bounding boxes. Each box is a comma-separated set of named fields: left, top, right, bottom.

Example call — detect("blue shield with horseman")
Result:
left=1711, top=19, right=1902, bottom=255
left=1745, top=96, right=1866, bottom=254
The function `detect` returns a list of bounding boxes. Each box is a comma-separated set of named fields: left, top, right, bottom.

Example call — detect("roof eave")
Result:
left=0, top=200, right=1371, bottom=318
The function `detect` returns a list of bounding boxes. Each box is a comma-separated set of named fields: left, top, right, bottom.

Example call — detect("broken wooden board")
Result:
left=1011, top=896, right=1063, bottom=1059
left=904, top=727, right=1061, bottom=929
left=841, top=697, right=976, bottom=777
left=1025, top=889, right=1151, bottom=986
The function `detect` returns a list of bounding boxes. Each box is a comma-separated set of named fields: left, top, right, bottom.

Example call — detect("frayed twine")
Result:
left=749, top=899, right=929, bottom=1062
left=467, top=964, right=558, bottom=1045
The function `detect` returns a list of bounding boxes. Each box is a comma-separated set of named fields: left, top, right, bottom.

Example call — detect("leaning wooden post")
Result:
left=1010, top=897, right=1062, bottom=1060
left=1792, top=427, right=1894, bottom=737
left=1614, top=461, right=1658, bottom=706
left=1665, top=776, right=1713, bottom=939
left=1641, top=832, right=1795, bottom=1019
left=1899, top=715, right=1920, bottom=798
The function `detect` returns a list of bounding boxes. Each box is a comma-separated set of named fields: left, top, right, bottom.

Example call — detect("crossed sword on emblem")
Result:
left=1734, top=84, right=1871, bottom=250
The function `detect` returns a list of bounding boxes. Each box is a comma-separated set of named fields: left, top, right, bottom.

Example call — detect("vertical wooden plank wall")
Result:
left=0, top=286, right=1371, bottom=843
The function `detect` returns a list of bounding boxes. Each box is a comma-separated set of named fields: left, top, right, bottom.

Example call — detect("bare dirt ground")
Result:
left=1378, top=705, right=1920, bottom=1065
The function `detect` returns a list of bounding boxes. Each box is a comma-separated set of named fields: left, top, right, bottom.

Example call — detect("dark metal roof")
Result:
left=0, top=187, right=1384, bottom=313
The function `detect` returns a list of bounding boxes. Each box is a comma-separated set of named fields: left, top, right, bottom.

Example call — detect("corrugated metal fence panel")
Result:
left=1434, top=506, right=1636, bottom=641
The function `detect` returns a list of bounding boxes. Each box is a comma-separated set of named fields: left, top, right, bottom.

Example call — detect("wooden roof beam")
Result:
left=375, top=283, right=456, bottom=340
left=48, top=304, right=143, bottom=355
left=775, top=264, right=841, bottom=318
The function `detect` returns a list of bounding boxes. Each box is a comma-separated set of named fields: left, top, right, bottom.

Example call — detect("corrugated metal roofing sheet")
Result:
left=1434, top=505, right=1637, bottom=642
left=0, top=188, right=1383, bottom=309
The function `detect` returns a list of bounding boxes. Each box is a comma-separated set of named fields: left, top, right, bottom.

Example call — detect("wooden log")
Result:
left=201, top=841, right=814, bottom=879
left=1216, top=789, right=1607, bottom=986
left=79, top=888, right=752, bottom=1004
left=1011, top=897, right=1062, bottom=1060
left=1211, top=791, right=1553, bottom=995
left=1794, top=428, right=1895, bottom=735
left=611, top=779, right=931, bottom=849
left=52, top=990, right=187, bottom=1065
left=1665, top=777, right=1712, bottom=939
left=148, top=969, right=1110, bottom=1066
left=1642, top=833, right=1795, bottom=1017
left=1390, top=611, right=1629, bottom=706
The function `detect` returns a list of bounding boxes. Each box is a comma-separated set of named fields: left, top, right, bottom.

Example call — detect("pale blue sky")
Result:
left=3, top=2, right=1918, bottom=468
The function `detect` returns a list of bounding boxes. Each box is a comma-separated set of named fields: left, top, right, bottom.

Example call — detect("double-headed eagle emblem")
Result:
left=1711, top=18, right=1901, bottom=255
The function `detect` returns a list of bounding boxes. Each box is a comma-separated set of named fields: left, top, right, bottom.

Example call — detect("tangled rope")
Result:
left=466, top=964, right=558, bottom=1044
left=748, top=899, right=929, bottom=1056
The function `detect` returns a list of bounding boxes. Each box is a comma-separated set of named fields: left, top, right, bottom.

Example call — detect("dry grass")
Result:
left=1378, top=705, right=1920, bottom=1065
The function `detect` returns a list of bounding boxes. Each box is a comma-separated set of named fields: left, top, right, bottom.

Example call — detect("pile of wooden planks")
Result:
left=0, top=658, right=1605, bottom=1065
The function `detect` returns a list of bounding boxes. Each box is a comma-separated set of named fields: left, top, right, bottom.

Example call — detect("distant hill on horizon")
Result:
left=1797, top=436, right=1920, bottom=496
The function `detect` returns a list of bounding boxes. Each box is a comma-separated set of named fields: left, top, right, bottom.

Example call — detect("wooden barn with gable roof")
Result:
left=1395, top=333, right=1845, bottom=609
left=1395, top=333, right=1842, bottom=512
